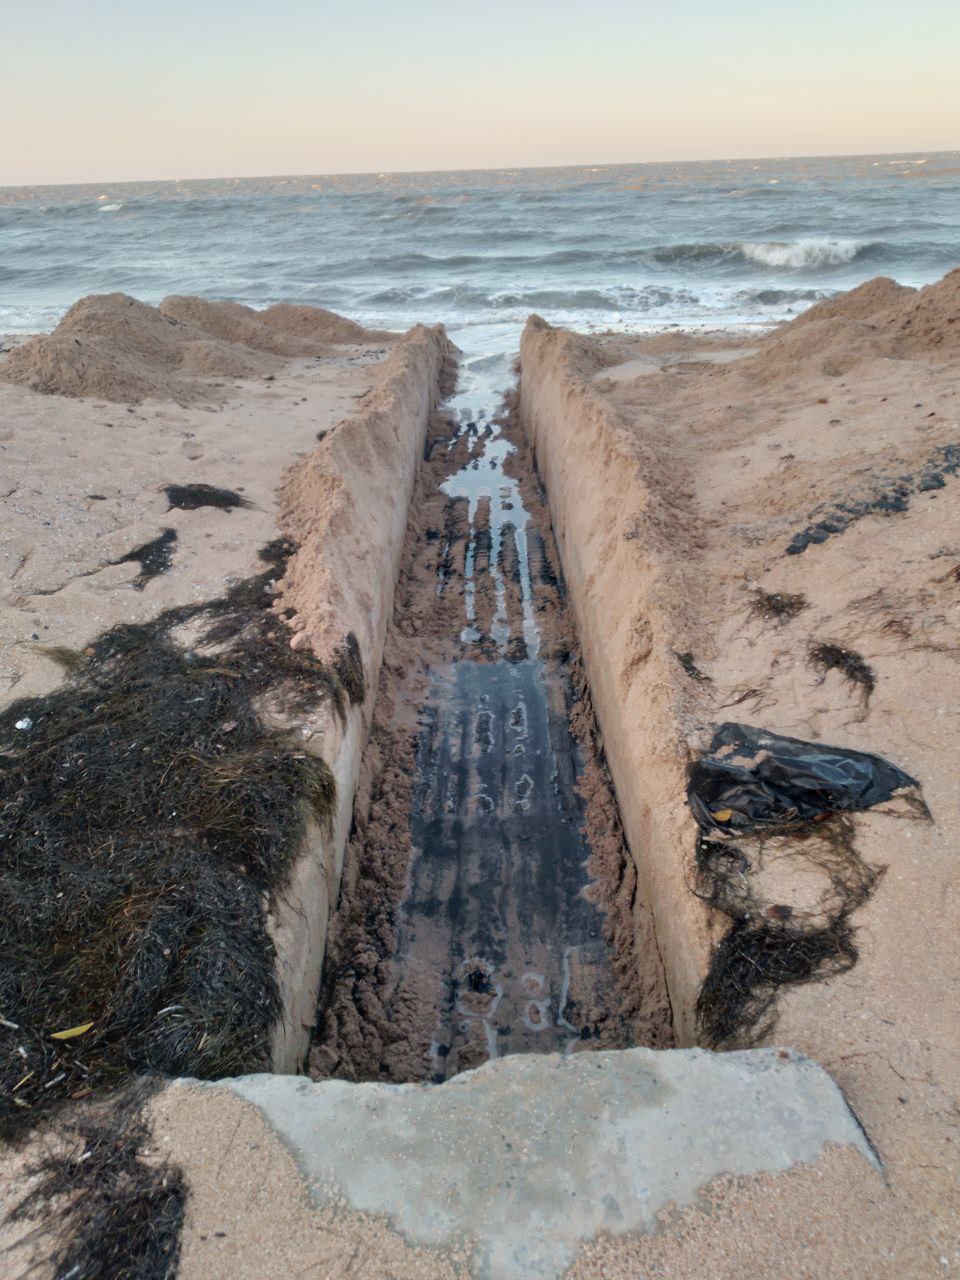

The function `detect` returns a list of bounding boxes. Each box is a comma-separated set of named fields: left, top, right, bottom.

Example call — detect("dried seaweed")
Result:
left=694, top=820, right=881, bottom=1047
left=110, top=528, right=177, bottom=589
left=749, top=588, right=807, bottom=624
left=785, top=441, right=960, bottom=555
left=676, top=651, right=711, bottom=683
left=334, top=631, right=366, bottom=706
left=6, top=1085, right=184, bottom=1280
left=0, top=538, right=363, bottom=1137
left=697, top=911, right=860, bottom=1048
left=809, top=641, right=876, bottom=706
left=29, top=645, right=88, bottom=673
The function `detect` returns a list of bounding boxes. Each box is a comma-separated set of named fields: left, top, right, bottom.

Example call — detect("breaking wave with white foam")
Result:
left=739, top=238, right=864, bottom=269
left=650, top=238, right=875, bottom=271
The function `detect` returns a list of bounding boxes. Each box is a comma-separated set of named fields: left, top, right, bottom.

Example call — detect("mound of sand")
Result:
left=159, top=297, right=390, bottom=357
left=887, top=266, right=960, bottom=351
left=788, top=275, right=914, bottom=327
left=751, top=268, right=960, bottom=379
left=0, top=292, right=391, bottom=403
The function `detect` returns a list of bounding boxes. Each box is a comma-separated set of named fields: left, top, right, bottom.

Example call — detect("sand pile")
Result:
left=0, top=292, right=390, bottom=403
left=751, top=268, right=960, bottom=378
left=886, top=265, right=960, bottom=350
left=788, top=275, right=913, bottom=327
left=159, top=296, right=391, bottom=356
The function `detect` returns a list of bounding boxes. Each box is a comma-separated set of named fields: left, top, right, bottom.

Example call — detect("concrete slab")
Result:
left=220, top=1047, right=877, bottom=1280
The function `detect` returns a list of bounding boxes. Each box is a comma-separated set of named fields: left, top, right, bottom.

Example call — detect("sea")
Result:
left=2, top=152, right=959, bottom=387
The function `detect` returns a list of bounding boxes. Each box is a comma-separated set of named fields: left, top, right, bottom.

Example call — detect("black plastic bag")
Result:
left=688, top=722, right=917, bottom=832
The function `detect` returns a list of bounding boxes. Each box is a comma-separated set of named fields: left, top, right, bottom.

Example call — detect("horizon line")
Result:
left=3, top=146, right=959, bottom=192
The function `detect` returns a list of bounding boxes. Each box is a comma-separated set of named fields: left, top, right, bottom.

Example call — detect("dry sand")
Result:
left=0, top=295, right=393, bottom=707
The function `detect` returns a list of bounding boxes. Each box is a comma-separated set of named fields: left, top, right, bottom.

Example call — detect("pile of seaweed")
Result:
left=689, top=723, right=924, bottom=1046
left=0, top=538, right=362, bottom=1137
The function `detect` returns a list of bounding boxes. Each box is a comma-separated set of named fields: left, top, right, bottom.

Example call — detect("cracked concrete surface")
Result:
left=219, top=1046, right=877, bottom=1280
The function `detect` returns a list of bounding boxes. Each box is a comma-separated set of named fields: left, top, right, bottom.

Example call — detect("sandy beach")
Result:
left=1, top=275, right=959, bottom=1278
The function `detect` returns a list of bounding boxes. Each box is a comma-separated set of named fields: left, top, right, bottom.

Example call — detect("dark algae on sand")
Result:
left=7, top=1085, right=186, bottom=1280
left=109, top=527, right=178, bottom=589
left=785, top=441, right=960, bottom=555
left=163, top=482, right=254, bottom=512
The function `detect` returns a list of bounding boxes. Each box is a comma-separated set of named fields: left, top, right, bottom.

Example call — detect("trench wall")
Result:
left=268, top=324, right=457, bottom=1070
left=517, top=316, right=712, bottom=1042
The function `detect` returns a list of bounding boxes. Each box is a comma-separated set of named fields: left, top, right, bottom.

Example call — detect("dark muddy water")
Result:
left=389, top=385, right=634, bottom=1081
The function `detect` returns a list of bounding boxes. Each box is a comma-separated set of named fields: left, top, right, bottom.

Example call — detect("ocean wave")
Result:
left=649, top=238, right=878, bottom=270
left=97, top=202, right=123, bottom=213
left=312, top=248, right=604, bottom=278
left=490, top=288, right=627, bottom=310
left=735, top=287, right=832, bottom=306
left=359, top=283, right=701, bottom=314
left=649, top=242, right=743, bottom=265
left=740, top=238, right=863, bottom=268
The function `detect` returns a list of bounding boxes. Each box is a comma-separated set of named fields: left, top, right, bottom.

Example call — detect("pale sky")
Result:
left=2, top=0, right=958, bottom=185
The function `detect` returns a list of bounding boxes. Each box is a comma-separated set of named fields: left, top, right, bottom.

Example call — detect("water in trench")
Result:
left=312, top=344, right=673, bottom=1083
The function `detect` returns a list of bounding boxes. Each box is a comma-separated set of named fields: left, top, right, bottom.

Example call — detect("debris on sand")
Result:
left=688, top=723, right=923, bottom=1046
left=162, top=482, right=254, bottom=512
left=676, top=650, right=711, bottom=683
left=28, top=644, right=88, bottom=673
left=749, top=587, right=808, bottom=624
left=785, top=441, right=960, bottom=556
left=110, top=527, right=178, bottom=588
left=687, top=723, right=913, bottom=832
left=7, top=1085, right=185, bottom=1280
left=809, top=641, right=876, bottom=709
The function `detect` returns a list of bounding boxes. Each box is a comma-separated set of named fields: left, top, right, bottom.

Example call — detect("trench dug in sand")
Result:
left=311, top=369, right=674, bottom=1083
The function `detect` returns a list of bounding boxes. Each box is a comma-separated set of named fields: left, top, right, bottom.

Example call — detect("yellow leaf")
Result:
left=50, top=1022, right=94, bottom=1041
left=711, top=808, right=734, bottom=823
